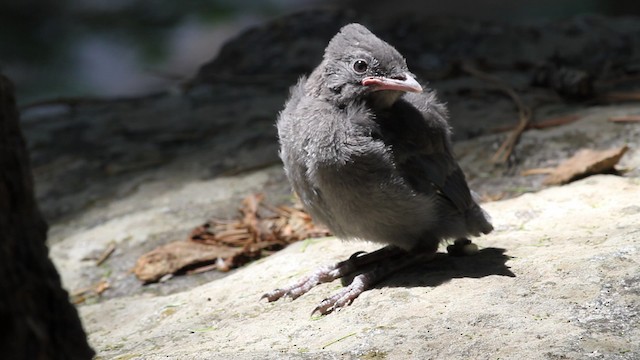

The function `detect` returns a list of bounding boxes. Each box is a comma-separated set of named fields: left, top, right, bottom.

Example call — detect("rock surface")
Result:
left=80, top=175, right=639, bottom=359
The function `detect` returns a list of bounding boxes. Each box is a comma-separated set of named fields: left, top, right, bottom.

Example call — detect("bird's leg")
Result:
left=312, top=247, right=436, bottom=315
left=261, top=245, right=405, bottom=303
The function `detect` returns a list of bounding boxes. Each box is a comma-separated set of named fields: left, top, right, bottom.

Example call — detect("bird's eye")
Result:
left=352, top=59, right=368, bottom=74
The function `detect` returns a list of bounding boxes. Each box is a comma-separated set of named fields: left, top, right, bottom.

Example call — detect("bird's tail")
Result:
left=465, top=203, right=494, bottom=236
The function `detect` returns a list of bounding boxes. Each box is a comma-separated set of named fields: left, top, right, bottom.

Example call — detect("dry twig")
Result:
left=520, top=168, right=555, bottom=176
left=95, top=243, right=116, bottom=266
left=462, top=62, right=532, bottom=163
left=70, top=280, right=110, bottom=304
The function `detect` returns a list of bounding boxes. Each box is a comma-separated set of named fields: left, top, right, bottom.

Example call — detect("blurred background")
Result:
left=1, top=0, right=639, bottom=105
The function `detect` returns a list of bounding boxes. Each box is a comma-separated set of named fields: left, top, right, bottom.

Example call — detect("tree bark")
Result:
left=0, top=75, right=94, bottom=359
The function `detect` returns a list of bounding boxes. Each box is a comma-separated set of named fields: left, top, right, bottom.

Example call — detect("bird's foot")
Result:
left=311, top=247, right=437, bottom=315
left=261, top=261, right=352, bottom=302
left=263, top=245, right=436, bottom=314
left=446, top=238, right=479, bottom=257
left=261, top=246, right=403, bottom=303
left=312, top=272, right=370, bottom=315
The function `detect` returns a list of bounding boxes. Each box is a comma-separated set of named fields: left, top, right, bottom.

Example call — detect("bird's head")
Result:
left=309, top=23, right=423, bottom=109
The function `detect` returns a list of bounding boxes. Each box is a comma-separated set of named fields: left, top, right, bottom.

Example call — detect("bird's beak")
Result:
left=362, top=73, right=423, bottom=93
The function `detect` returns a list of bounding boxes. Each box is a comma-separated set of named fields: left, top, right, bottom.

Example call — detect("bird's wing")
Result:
left=380, top=94, right=474, bottom=214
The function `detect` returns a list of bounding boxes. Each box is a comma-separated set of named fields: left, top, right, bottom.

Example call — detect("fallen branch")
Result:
left=493, top=114, right=581, bottom=133
left=608, top=115, right=640, bottom=123
left=462, top=62, right=532, bottom=163
left=599, top=92, right=640, bottom=103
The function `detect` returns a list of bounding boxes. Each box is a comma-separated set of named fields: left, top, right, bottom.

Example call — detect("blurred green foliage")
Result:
left=0, top=0, right=284, bottom=102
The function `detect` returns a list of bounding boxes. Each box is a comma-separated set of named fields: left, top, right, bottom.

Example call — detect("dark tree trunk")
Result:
left=0, top=75, right=94, bottom=359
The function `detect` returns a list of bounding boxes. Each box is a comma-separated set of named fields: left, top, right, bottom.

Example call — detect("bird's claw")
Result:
left=348, top=251, right=367, bottom=261
left=261, top=289, right=286, bottom=302
left=261, top=284, right=310, bottom=302
left=261, top=265, right=338, bottom=304
left=311, top=273, right=368, bottom=315
left=311, top=294, right=355, bottom=316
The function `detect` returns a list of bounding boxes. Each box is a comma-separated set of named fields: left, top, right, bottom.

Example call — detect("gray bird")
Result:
left=263, top=23, right=493, bottom=314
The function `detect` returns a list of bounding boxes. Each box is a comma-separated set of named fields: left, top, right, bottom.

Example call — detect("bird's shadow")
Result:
left=343, top=247, right=515, bottom=290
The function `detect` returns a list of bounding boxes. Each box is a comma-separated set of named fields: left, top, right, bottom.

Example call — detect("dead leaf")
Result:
left=133, top=241, right=241, bottom=283
left=543, top=146, right=629, bottom=185
left=134, top=193, right=331, bottom=283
